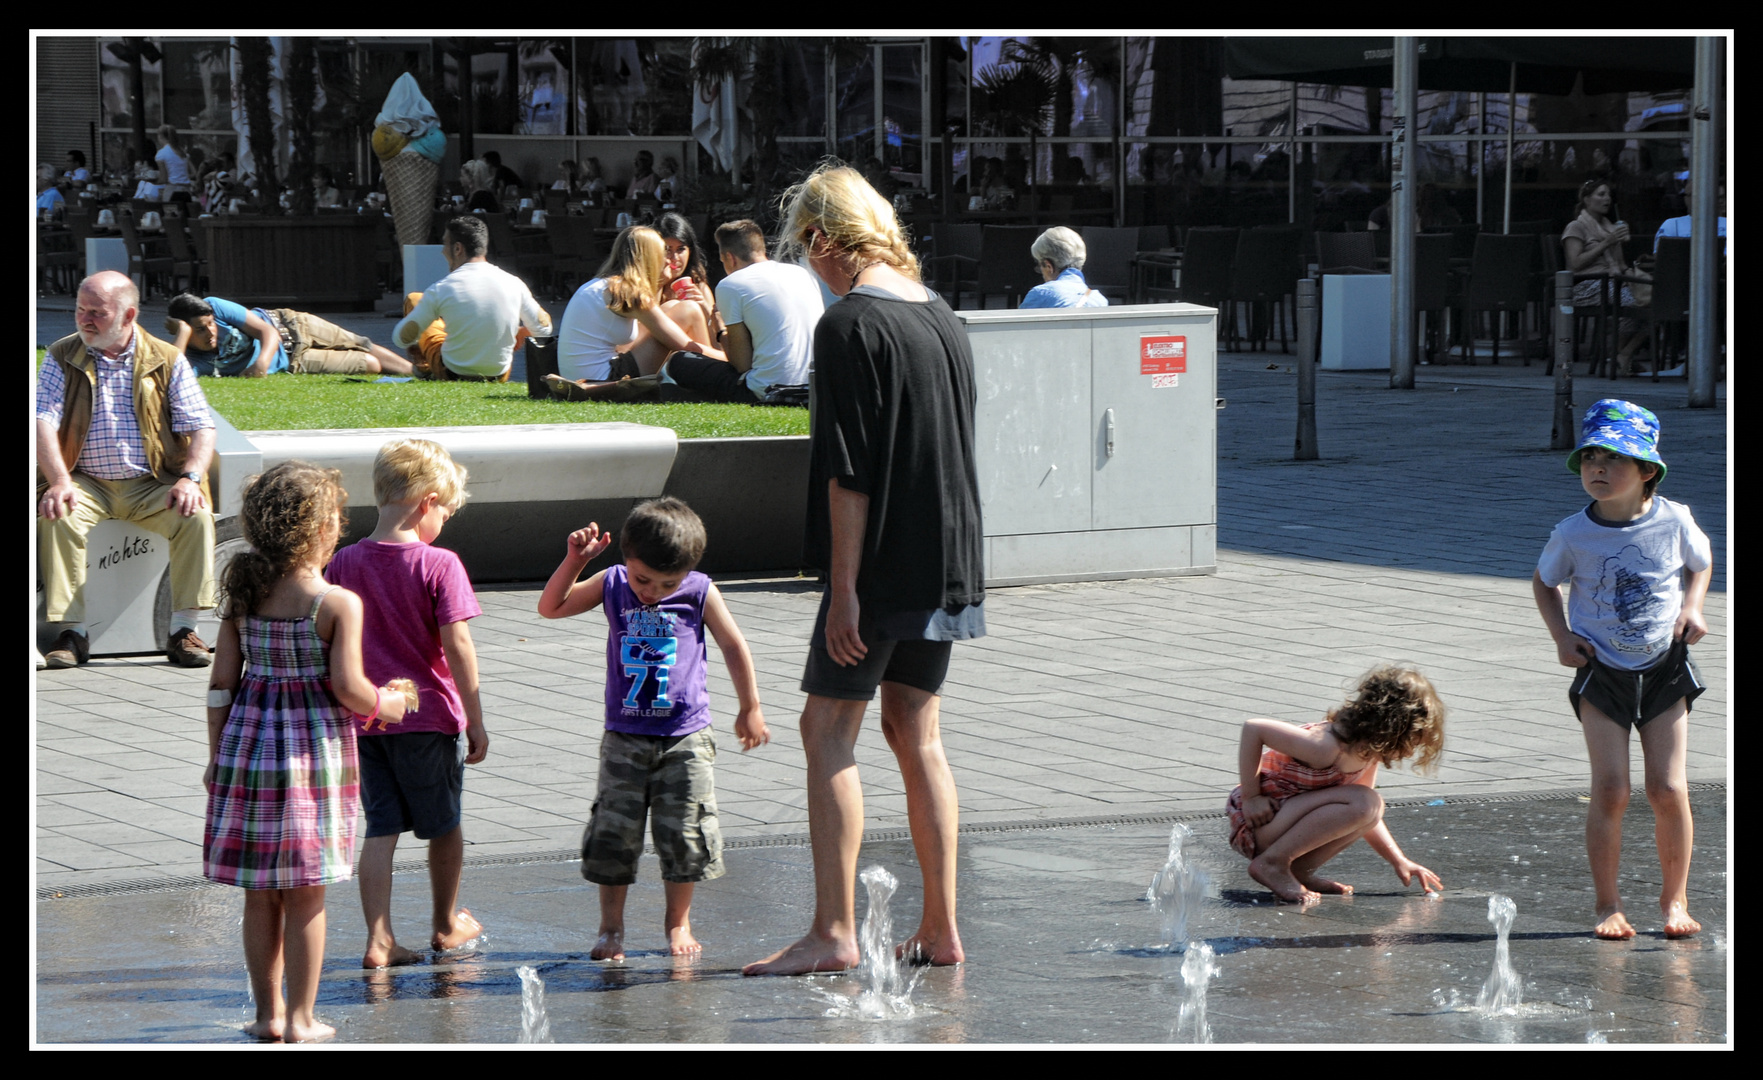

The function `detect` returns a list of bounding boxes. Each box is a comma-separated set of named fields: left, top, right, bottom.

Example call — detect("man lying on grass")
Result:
left=166, top=293, right=414, bottom=378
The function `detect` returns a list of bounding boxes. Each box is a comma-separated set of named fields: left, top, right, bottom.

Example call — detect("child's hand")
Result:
left=1553, top=632, right=1595, bottom=668
left=734, top=705, right=770, bottom=751
left=1240, top=793, right=1276, bottom=828
left=203, top=759, right=218, bottom=793
left=567, top=523, right=613, bottom=563
left=1675, top=606, right=1708, bottom=646
left=1394, top=859, right=1442, bottom=893
left=464, top=719, right=489, bottom=764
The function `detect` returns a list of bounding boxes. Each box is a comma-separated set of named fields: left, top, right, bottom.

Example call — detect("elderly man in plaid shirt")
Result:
left=37, top=271, right=218, bottom=669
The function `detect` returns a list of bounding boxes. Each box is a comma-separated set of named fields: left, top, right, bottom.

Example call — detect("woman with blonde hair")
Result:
left=745, top=163, right=983, bottom=977
left=550, top=225, right=724, bottom=395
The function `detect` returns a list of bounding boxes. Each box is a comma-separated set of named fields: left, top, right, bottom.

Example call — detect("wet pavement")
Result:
left=35, top=788, right=1725, bottom=1045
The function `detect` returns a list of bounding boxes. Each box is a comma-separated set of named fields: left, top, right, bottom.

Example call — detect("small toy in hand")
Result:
left=362, top=678, right=420, bottom=731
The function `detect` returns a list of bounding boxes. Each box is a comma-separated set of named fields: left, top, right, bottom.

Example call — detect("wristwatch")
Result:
left=181, top=470, right=203, bottom=483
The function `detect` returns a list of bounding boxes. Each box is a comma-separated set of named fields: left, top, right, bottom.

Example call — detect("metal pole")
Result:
left=1295, top=277, right=1318, bottom=460
left=1688, top=36, right=1722, bottom=408
left=1503, top=63, right=1515, bottom=235
left=1551, top=270, right=1577, bottom=449
left=1389, top=37, right=1417, bottom=389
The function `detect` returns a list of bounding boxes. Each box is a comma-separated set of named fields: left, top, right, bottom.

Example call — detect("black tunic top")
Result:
left=806, top=285, right=985, bottom=619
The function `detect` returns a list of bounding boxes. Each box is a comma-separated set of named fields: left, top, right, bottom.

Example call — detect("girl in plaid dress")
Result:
left=202, top=462, right=409, bottom=1042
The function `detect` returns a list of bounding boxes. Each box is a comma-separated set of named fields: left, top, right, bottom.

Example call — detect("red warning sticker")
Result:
left=1141, top=335, right=1187, bottom=375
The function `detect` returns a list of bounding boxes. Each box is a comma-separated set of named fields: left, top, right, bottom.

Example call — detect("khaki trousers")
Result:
left=38, top=473, right=216, bottom=624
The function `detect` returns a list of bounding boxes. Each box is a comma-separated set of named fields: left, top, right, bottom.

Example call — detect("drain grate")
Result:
left=38, top=782, right=1724, bottom=901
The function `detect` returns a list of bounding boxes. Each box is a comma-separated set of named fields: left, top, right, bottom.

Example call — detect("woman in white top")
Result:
left=154, top=124, right=193, bottom=197
left=552, top=226, right=724, bottom=389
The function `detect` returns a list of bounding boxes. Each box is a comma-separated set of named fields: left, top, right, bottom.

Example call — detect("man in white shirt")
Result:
left=1654, top=180, right=1725, bottom=252
left=662, top=219, right=824, bottom=404
left=395, top=216, right=551, bottom=381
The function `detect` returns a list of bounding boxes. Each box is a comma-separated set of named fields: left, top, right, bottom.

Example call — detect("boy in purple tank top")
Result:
left=539, top=497, right=768, bottom=959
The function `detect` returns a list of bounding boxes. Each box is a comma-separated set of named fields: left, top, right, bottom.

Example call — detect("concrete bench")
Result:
left=247, top=422, right=680, bottom=582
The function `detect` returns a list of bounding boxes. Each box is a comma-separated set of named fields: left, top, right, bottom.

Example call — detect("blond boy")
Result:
left=325, top=438, right=489, bottom=966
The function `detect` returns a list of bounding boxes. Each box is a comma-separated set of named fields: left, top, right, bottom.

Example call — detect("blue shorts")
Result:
left=359, top=731, right=466, bottom=839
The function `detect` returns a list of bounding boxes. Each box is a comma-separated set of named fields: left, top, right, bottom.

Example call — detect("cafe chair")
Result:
left=1457, top=233, right=1535, bottom=365
left=1079, top=226, right=1138, bottom=303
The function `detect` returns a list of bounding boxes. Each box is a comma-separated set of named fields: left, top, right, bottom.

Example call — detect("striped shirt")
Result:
left=35, top=331, right=214, bottom=480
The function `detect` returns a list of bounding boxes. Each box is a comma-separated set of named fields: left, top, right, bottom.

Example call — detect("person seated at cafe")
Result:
left=395, top=215, right=552, bottom=382
left=655, top=156, right=680, bottom=203
left=580, top=157, right=607, bottom=199
left=460, top=159, right=500, bottom=213
left=481, top=151, right=524, bottom=200
left=166, top=293, right=415, bottom=378
left=551, top=159, right=581, bottom=194
left=1655, top=178, right=1725, bottom=250
left=1020, top=226, right=1108, bottom=310
left=63, top=150, right=89, bottom=184
left=660, top=218, right=824, bottom=404
left=311, top=166, right=342, bottom=208
left=625, top=150, right=659, bottom=200
left=37, top=166, right=65, bottom=216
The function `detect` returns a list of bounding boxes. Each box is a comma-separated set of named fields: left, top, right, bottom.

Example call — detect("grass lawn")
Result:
left=35, top=351, right=808, bottom=439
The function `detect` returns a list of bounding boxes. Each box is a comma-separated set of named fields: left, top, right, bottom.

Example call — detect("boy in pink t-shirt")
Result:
left=326, top=438, right=488, bottom=968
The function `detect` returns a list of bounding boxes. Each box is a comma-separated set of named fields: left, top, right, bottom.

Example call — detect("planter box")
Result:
left=197, top=214, right=382, bottom=310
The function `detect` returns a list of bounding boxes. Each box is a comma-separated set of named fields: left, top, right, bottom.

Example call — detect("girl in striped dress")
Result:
left=203, top=462, right=410, bottom=1042
left=1226, top=667, right=1448, bottom=904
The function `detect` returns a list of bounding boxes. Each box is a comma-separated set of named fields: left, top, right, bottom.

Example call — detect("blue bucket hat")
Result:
left=1568, top=399, right=1666, bottom=482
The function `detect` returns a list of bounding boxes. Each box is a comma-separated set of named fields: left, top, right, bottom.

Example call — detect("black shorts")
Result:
left=359, top=731, right=466, bottom=839
left=661, top=352, right=761, bottom=404
left=607, top=352, right=641, bottom=380
left=799, top=591, right=953, bottom=701
left=1570, top=640, right=1704, bottom=729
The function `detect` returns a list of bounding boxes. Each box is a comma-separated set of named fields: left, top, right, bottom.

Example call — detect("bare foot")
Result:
left=1249, top=856, right=1322, bottom=904
left=242, top=1018, right=284, bottom=1042
left=896, top=927, right=965, bottom=966
left=743, top=933, right=860, bottom=976
left=433, top=908, right=483, bottom=952
left=591, top=928, right=626, bottom=961
left=1295, top=873, right=1354, bottom=895
left=1593, top=906, right=1637, bottom=940
left=1662, top=901, right=1702, bottom=939
left=668, top=923, right=703, bottom=956
left=362, top=941, right=424, bottom=969
left=282, top=1018, right=337, bottom=1043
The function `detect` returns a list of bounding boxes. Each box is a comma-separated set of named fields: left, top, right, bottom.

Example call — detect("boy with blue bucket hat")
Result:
left=1532, top=399, right=1713, bottom=941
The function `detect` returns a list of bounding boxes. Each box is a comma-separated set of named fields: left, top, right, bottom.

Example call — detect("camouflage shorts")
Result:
left=581, top=727, right=725, bottom=885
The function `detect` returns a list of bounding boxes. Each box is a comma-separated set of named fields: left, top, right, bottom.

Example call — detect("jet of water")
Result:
left=1149, top=823, right=1210, bottom=949
left=517, top=965, right=552, bottom=1043
left=1475, top=894, right=1523, bottom=1014
left=1177, top=941, right=1219, bottom=1043
left=814, top=865, right=923, bottom=1020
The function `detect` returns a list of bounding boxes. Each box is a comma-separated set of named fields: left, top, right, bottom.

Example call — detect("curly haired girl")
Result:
left=1225, top=667, right=1447, bottom=903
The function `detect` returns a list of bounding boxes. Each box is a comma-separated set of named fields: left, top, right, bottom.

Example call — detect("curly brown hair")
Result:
left=1327, top=666, right=1446, bottom=775
left=220, top=461, right=348, bottom=619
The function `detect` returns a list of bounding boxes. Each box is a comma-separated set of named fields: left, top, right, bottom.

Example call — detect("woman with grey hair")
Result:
left=1020, top=226, right=1108, bottom=309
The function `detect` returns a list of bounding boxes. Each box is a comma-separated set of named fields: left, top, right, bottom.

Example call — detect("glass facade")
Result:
left=81, top=35, right=1709, bottom=235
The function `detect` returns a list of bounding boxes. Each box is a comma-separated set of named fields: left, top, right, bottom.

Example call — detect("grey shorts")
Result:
left=358, top=731, right=465, bottom=839
left=581, top=727, right=725, bottom=885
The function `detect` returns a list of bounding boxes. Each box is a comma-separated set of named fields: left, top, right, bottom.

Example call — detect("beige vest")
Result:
left=45, top=329, right=208, bottom=500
